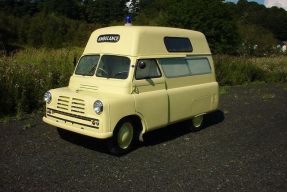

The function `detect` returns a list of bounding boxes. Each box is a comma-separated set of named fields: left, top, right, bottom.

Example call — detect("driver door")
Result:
left=132, top=59, right=169, bottom=131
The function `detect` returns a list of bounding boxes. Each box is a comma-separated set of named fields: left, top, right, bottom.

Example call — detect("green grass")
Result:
left=219, top=86, right=230, bottom=95
left=262, top=93, right=276, bottom=100
left=0, top=47, right=82, bottom=117
left=214, top=55, right=287, bottom=86
left=0, top=49, right=286, bottom=117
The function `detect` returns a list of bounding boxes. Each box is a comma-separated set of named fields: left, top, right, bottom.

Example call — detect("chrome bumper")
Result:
left=43, top=116, right=112, bottom=139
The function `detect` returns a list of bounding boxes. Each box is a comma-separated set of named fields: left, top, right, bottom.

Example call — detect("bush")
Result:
left=0, top=48, right=82, bottom=117
left=214, top=55, right=287, bottom=85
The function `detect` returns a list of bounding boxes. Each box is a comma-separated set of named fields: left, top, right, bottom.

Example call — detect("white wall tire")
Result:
left=192, top=115, right=203, bottom=128
left=192, top=115, right=204, bottom=129
left=108, top=119, right=137, bottom=155
left=117, top=122, right=134, bottom=149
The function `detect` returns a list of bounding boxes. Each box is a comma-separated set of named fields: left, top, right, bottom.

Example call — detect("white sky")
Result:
left=264, top=0, right=287, bottom=10
left=226, top=0, right=287, bottom=10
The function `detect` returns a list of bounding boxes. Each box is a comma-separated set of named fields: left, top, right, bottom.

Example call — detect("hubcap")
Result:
left=117, top=122, right=134, bottom=149
left=192, top=115, right=203, bottom=128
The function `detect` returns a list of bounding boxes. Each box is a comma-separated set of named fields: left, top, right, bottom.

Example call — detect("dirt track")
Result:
left=1, top=83, right=287, bottom=192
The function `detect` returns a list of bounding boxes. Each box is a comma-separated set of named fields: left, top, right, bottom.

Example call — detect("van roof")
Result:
left=83, top=26, right=211, bottom=57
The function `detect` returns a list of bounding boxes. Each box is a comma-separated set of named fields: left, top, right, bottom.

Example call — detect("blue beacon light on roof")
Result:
left=125, top=16, right=132, bottom=26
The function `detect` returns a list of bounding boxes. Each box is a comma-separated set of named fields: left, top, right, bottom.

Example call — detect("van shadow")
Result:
left=142, top=110, right=225, bottom=146
left=58, top=110, right=225, bottom=154
left=57, top=130, right=109, bottom=154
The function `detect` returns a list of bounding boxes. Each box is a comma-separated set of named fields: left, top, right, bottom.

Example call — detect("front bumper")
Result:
left=43, top=116, right=112, bottom=139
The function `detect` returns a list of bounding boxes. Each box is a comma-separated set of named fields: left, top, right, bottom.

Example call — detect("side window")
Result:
left=158, top=57, right=211, bottom=78
left=158, top=58, right=190, bottom=78
left=164, top=37, right=193, bottom=52
left=186, top=58, right=211, bottom=75
left=135, top=59, right=161, bottom=80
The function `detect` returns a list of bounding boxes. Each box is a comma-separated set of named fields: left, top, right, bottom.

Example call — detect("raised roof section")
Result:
left=83, top=26, right=211, bottom=56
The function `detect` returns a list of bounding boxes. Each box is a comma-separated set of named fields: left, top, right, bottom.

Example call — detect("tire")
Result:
left=107, top=119, right=137, bottom=155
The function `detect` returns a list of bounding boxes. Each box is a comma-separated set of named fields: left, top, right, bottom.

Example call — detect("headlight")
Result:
left=43, top=91, right=52, bottom=104
left=93, top=100, right=103, bottom=114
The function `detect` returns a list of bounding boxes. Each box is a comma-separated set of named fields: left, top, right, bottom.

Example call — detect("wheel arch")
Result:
left=114, top=114, right=147, bottom=141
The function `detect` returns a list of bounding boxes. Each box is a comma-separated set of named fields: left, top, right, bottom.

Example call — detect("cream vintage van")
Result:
left=43, top=25, right=219, bottom=155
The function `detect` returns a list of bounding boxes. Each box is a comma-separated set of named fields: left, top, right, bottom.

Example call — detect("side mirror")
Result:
left=138, top=61, right=146, bottom=69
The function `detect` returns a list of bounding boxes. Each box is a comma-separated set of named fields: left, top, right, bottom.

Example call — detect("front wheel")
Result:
left=107, top=119, right=137, bottom=155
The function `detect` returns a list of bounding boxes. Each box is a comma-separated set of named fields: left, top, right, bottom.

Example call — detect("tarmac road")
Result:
left=1, top=83, right=287, bottom=192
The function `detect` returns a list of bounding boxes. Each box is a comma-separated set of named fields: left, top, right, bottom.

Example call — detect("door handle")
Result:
left=132, top=86, right=139, bottom=94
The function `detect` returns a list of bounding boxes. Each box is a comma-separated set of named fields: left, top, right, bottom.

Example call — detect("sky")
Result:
left=225, top=0, right=287, bottom=10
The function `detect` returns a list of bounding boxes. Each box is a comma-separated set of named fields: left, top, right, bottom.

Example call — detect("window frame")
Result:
left=135, top=59, right=162, bottom=80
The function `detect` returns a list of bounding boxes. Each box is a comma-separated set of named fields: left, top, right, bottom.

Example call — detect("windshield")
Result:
left=96, top=55, right=130, bottom=79
left=75, top=55, right=100, bottom=76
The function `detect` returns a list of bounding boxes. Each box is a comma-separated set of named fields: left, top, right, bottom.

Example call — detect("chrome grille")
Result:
left=57, top=96, right=86, bottom=114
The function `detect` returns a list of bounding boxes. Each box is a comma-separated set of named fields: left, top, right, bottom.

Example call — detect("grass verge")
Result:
left=0, top=47, right=82, bottom=117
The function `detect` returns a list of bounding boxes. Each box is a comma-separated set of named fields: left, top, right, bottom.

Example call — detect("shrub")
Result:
left=214, top=55, right=287, bottom=86
left=0, top=47, right=82, bottom=117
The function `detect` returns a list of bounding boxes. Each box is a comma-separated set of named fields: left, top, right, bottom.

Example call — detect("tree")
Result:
left=82, top=0, right=129, bottom=25
left=135, top=0, right=240, bottom=54
left=0, top=12, right=19, bottom=51
left=234, top=0, right=287, bottom=41
left=238, top=23, right=277, bottom=56
left=0, top=0, right=39, bottom=16
left=39, top=0, right=81, bottom=19
left=129, top=0, right=140, bottom=16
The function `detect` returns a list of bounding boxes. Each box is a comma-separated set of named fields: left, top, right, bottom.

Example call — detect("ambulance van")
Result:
left=43, top=25, right=219, bottom=155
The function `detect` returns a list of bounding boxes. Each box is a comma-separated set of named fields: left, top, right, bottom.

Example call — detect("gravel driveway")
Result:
left=1, top=83, right=287, bottom=192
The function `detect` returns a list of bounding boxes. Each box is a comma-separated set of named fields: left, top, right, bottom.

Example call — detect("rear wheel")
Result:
left=108, top=119, right=137, bottom=155
left=190, top=115, right=204, bottom=131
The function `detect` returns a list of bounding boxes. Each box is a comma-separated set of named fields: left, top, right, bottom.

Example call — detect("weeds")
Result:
left=0, top=47, right=82, bottom=117
left=262, top=93, right=276, bottom=100
left=219, top=86, right=230, bottom=95
left=214, top=55, right=287, bottom=86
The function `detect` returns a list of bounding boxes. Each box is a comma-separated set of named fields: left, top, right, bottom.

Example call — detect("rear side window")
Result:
left=158, top=58, right=189, bottom=78
left=164, top=37, right=193, bottom=52
left=186, top=58, right=211, bottom=75
left=158, top=57, right=211, bottom=78
left=135, top=59, right=161, bottom=80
